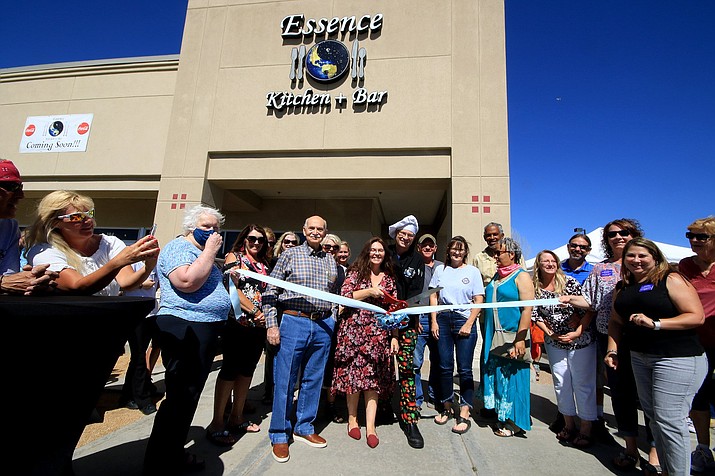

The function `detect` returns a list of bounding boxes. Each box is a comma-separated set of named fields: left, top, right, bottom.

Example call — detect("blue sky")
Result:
left=2, top=0, right=713, bottom=258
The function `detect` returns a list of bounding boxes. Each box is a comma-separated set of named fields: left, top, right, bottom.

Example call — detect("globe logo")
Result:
left=48, top=121, right=64, bottom=137
left=305, top=40, right=350, bottom=82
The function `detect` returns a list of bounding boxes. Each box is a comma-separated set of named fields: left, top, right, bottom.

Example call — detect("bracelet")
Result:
left=249, top=306, right=258, bottom=316
left=606, top=349, right=618, bottom=356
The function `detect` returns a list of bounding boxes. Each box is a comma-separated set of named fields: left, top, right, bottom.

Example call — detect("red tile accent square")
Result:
left=472, top=195, right=479, bottom=202
left=472, top=206, right=479, bottom=213
left=483, top=196, right=491, bottom=203
left=172, top=194, right=178, bottom=200
left=171, top=203, right=177, bottom=209
left=484, top=206, right=491, bottom=213
left=180, top=203, right=185, bottom=209
left=181, top=194, right=187, bottom=200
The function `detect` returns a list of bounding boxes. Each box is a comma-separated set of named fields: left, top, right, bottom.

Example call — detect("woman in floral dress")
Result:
left=332, top=237, right=398, bottom=448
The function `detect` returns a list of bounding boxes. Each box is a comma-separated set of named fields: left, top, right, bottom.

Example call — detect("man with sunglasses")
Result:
left=0, top=159, right=57, bottom=294
left=561, top=233, right=594, bottom=285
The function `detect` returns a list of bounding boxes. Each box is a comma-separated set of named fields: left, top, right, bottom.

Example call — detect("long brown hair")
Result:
left=347, top=237, right=395, bottom=284
left=620, top=237, right=673, bottom=285
left=230, top=224, right=269, bottom=265
left=602, top=218, right=643, bottom=260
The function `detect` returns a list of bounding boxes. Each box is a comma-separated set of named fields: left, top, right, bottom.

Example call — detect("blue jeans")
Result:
left=269, top=313, right=335, bottom=444
left=436, top=311, right=478, bottom=407
left=414, top=314, right=438, bottom=407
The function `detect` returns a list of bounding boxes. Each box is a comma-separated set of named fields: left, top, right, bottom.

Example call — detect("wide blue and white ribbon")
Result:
left=229, top=268, right=561, bottom=330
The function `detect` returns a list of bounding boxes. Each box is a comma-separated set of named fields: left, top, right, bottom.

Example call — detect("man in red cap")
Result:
left=0, top=159, right=57, bottom=294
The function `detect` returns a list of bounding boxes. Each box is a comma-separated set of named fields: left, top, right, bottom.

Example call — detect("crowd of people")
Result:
left=1, top=157, right=713, bottom=475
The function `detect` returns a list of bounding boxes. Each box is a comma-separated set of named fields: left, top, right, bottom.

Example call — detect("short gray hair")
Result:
left=499, top=236, right=522, bottom=262
left=182, top=205, right=225, bottom=233
left=484, top=222, right=504, bottom=234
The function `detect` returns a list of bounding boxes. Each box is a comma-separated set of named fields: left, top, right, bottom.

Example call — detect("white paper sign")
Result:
left=19, top=114, right=94, bottom=153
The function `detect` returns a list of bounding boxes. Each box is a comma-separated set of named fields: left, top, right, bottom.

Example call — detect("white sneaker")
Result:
left=691, top=445, right=715, bottom=473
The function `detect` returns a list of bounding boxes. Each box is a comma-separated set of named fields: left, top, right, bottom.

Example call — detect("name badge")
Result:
left=600, top=269, right=614, bottom=277
left=639, top=284, right=654, bottom=292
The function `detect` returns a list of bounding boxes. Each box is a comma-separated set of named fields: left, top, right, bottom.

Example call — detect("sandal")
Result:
left=493, top=426, right=525, bottom=438
left=206, top=429, right=238, bottom=447
left=612, top=451, right=638, bottom=471
left=451, top=416, right=471, bottom=434
left=556, top=427, right=577, bottom=442
left=434, top=409, right=453, bottom=425
left=227, top=420, right=261, bottom=434
left=642, top=463, right=663, bottom=476
left=571, top=433, right=592, bottom=449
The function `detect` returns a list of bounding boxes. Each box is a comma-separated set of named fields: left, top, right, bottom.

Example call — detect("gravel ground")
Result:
left=77, top=354, right=164, bottom=448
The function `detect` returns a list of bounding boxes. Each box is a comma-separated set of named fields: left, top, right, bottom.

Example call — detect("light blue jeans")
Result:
left=630, top=351, right=707, bottom=476
left=269, top=313, right=335, bottom=444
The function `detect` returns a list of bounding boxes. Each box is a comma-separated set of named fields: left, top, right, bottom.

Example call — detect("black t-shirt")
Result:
left=614, top=273, right=703, bottom=357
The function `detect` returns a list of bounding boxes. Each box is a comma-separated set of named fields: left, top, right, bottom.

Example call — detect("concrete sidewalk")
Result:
left=71, top=346, right=705, bottom=476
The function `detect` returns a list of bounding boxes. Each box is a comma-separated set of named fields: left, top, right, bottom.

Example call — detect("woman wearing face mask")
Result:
left=143, top=205, right=231, bottom=474
left=206, top=224, right=270, bottom=446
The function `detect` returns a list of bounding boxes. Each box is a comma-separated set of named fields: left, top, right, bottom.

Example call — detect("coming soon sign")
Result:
left=19, top=114, right=93, bottom=153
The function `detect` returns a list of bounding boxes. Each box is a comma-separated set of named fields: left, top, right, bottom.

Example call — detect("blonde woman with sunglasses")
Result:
left=25, top=190, right=159, bottom=296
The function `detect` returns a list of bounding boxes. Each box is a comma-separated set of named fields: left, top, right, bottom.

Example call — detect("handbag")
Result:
left=488, top=276, right=532, bottom=363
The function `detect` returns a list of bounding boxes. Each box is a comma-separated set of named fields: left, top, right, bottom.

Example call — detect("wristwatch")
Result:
left=249, top=306, right=258, bottom=316
left=653, top=320, right=661, bottom=330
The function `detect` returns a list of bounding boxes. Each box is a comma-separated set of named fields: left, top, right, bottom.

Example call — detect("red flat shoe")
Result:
left=366, top=434, right=379, bottom=448
left=347, top=425, right=361, bottom=440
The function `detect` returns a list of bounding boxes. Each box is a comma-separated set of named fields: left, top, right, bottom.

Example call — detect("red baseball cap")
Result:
left=0, top=159, right=21, bottom=182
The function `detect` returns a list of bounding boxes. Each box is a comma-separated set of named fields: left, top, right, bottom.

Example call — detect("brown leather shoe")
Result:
left=293, top=433, right=327, bottom=448
left=272, top=443, right=290, bottom=463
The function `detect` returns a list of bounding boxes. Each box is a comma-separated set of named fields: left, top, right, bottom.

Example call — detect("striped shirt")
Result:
left=262, top=241, right=339, bottom=328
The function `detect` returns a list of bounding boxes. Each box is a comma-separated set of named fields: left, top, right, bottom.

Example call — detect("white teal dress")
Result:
left=480, top=268, right=531, bottom=431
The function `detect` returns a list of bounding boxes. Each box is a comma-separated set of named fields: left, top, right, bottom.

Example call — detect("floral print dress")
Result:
left=331, top=270, right=396, bottom=398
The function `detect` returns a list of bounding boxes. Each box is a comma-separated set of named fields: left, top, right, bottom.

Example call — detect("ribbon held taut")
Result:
left=227, top=268, right=561, bottom=330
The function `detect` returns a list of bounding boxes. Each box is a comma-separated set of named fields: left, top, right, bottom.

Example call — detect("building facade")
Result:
left=0, top=0, right=513, bottom=250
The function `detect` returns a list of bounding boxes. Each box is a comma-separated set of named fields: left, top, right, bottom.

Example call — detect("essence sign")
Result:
left=266, top=13, right=388, bottom=113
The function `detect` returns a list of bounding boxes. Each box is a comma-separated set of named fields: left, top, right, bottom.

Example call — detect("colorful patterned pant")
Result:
left=396, top=327, right=419, bottom=423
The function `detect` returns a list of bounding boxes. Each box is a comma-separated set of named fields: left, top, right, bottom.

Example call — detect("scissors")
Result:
left=381, top=287, right=442, bottom=313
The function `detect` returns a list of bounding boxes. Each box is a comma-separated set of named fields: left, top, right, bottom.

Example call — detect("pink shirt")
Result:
left=679, top=257, right=715, bottom=347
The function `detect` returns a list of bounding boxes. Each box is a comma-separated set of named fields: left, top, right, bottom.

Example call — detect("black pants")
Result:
left=143, top=315, right=224, bottom=475
left=121, top=315, right=156, bottom=408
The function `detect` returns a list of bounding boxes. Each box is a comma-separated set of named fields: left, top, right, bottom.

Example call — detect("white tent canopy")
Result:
left=525, top=227, right=694, bottom=272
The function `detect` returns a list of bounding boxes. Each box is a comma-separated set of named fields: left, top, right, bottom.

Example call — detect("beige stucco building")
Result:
left=0, top=0, right=513, bottom=251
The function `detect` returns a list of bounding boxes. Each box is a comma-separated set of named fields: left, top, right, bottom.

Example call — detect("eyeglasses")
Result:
left=686, top=232, right=712, bottom=241
left=283, top=239, right=298, bottom=245
left=607, top=230, right=631, bottom=238
left=0, top=182, right=23, bottom=193
left=322, top=244, right=339, bottom=252
left=396, top=231, right=415, bottom=239
left=246, top=236, right=266, bottom=245
left=57, top=208, right=95, bottom=222
left=495, top=249, right=511, bottom=256
left=569, top=243, right=591, bottom=250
